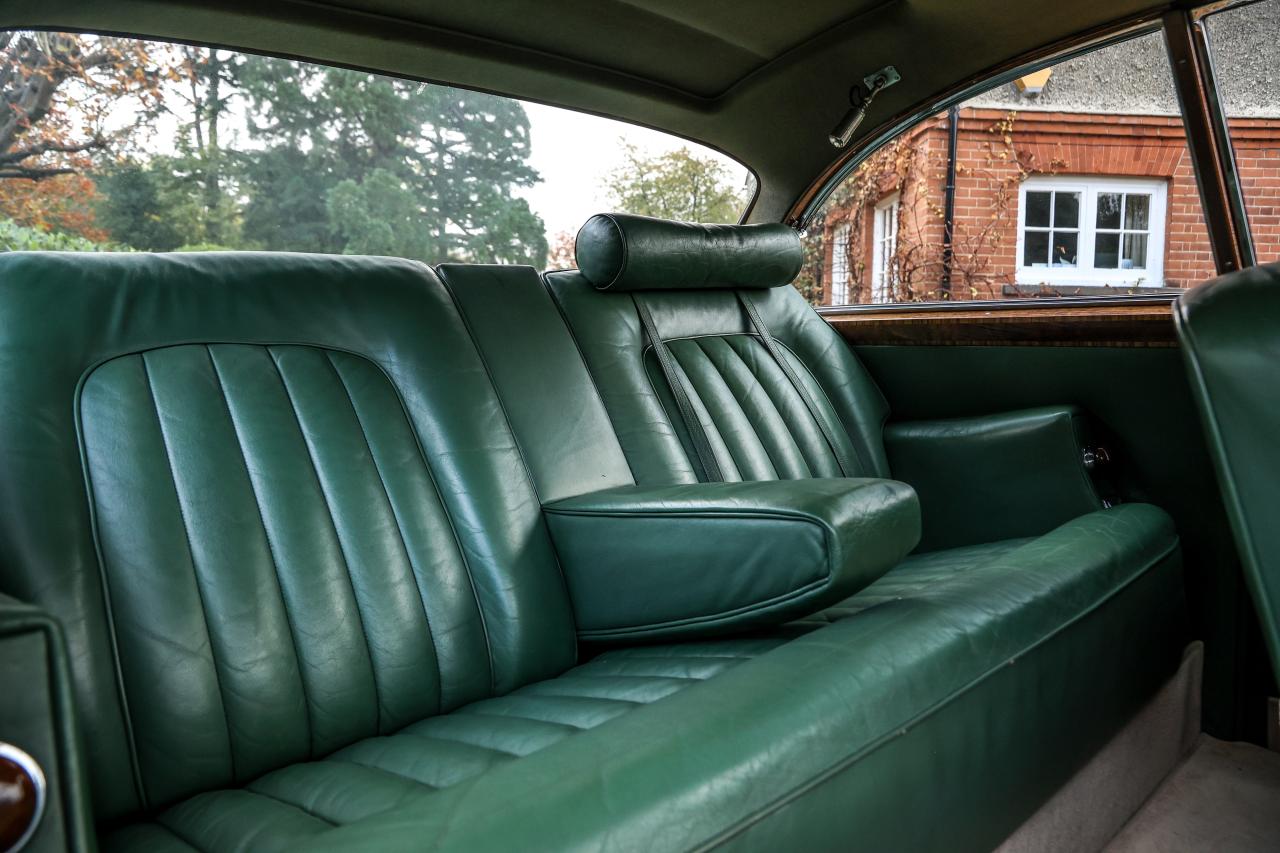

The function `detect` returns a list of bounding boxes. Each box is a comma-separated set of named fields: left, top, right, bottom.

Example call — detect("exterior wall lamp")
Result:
left=1014, top=67, right=1054, bottom=97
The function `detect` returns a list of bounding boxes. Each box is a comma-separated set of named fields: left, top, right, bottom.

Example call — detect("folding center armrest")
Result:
left=542, top=479, right=920, bottom=641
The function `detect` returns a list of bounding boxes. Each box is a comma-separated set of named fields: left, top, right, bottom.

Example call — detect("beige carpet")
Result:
left=1104, top=735, right=1280, bottom=853
left=998, top=643, right=1203, bottom=853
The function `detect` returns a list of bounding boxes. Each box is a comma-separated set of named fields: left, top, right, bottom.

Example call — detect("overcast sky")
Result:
left=518, top=102, right=752, bottom=239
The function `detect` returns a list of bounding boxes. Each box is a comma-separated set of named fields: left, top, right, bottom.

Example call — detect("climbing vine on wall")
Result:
left=800, top=109, right=1070, bottom=304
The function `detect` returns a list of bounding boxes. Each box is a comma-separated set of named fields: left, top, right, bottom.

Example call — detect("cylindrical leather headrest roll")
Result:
left=574, top=213, right=803, bottom=291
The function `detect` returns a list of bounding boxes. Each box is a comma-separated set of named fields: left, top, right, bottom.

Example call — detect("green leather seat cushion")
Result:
left=102, top=503, right=1184, bottom=852
left=100, top=637, right=790, bottom=852
left=543, top=478, right=921, bottom=640
left=883, top=406, right=1104, bottom=552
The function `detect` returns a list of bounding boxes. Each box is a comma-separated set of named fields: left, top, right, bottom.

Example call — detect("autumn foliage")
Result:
left=0, top=32, right=172, bottom=238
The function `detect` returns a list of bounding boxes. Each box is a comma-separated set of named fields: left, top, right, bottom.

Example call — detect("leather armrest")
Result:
left=542, top=478, right=919, bottom=641
left=884, top=406, right=1103, bottom=552
left=0, top=593, right=93, bottom=853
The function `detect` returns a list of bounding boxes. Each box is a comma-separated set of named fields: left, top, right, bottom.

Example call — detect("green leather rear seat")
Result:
left=0, top=249, right=1186, bottom=852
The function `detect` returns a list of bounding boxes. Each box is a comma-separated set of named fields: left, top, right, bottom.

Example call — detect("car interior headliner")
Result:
left=0, top=0, right=1170, bottom=223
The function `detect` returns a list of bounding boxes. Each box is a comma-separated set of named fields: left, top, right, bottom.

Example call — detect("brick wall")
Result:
left=812, top=107, right=1280, bottom=304
left=1231, top=118, right=1280, bottom=265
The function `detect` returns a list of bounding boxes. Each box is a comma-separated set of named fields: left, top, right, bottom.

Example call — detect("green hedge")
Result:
left=0, top=219, right=120, bottom=252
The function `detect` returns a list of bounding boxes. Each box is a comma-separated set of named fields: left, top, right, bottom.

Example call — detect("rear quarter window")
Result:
left=798, top=30, right=1224, bottom=306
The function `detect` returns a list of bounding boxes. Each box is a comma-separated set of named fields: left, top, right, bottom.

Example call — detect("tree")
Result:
left=235, top=56, right=547, bottom=264
left=603, top=142, right=747, bottom=223
left=93, top=160, right=210, bottom=251
left=0, top=35, right=550, bottom=263
left=238, top=146, right=342, bottom=253
left=0, top=32, right=172, bottom=236
left=0, top=173, right=107, bottom=240
left=546, top=230, right=576, bottom=270
left=0, top=32, right=167, bottom=179
left=328, top=168, right=434, bottom=258
left=166, top=47, right=246, bottom=245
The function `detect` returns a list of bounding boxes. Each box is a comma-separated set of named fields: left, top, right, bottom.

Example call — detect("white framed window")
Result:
left=871, top=194, right=900, bottom=303
left=830, top=222, right=851, bottom=305
left=1016, top=176, right=1167, bottom=287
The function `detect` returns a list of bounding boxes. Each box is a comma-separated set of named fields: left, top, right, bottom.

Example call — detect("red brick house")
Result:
left=804, top=24, right=1280, bottom=305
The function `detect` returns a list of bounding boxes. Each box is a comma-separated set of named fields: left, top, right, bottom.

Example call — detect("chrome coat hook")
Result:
left=830, top=65, right=900, bottom=148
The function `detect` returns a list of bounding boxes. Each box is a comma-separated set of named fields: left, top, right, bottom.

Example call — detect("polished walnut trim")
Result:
left=823, top=302, right=1177, bottom=346
left=0, top=742, right=45, bottom=853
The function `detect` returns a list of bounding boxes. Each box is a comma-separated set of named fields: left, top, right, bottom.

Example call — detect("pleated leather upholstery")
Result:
left=80, top=343, right=501, bottom=805
left=543, top=271, right=891, bottom=485
left=789, top=538, right=1032, bottom=629
left=0, top=252, right=576, bottom=821
left=649, top=334, right=862, bottom=481
left=100, top=639, right=786, bottom=852
left=0, top=251, right=1189, bottom=853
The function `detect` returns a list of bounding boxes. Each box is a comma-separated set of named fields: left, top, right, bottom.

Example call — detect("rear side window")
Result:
left=797, top=31, right=1216, bottom=306
left=0, top=32, right=753, bottom=264
left=1202, top=0, right=1280, bottom=265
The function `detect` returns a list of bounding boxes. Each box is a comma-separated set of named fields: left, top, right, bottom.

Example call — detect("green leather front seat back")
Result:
left=1176, top=261, right=1280, bottom=682
left=0, top=252, right=576, bottom=821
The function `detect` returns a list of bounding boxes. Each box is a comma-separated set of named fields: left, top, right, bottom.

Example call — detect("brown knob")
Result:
left=0, top=744, right=44, bottom=853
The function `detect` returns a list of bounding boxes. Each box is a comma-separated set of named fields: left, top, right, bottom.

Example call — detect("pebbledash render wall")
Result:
left=808, top=11, right=1280, bottom=306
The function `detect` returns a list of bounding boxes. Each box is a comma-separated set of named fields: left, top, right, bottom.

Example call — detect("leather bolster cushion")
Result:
left=884, top=405, right=1103, bottom=553
left=542, top=478, right=920, bottom=640
left=574, top=212, right=803, bottom=291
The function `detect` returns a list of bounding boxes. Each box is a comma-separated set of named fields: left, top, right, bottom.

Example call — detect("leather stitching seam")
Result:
left=237, top=786, right=338, bottom=827
left=685, top=336, right=765, bottom=478
left=315, top=756, right=442, bottom=791
left=73, top=361, right=149, bottom=810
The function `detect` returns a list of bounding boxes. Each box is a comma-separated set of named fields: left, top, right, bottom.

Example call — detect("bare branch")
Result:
left=0, top=164, right=78, bottom=179
left=0, top=135, right=103, bottom=164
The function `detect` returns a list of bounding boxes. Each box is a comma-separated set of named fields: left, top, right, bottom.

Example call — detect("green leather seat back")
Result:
left=544, top=271, right=891, bottom=484
left=1176, top=262, right=1280, bottom=682
left=0, top=252, right=576, bottom=820
left=436, top=264, right=636, bottom=502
